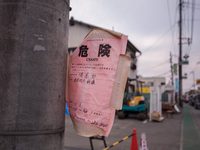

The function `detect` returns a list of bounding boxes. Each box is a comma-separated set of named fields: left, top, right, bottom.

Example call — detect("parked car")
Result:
left=183, top=96, right=189, bottom=103
left=188, top=94, right=195, bottom=106
left=194, top=94, right=200, bottom=109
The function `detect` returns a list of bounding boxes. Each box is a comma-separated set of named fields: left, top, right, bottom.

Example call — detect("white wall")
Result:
left=138, top=76, right=166, bottom=93
left=69, top=23, right=93, bottom=48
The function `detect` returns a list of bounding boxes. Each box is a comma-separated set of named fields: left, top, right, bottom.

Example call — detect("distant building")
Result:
left=68, top=17, right=141, bottom=92
left=138, top=76, right=166, bottom=93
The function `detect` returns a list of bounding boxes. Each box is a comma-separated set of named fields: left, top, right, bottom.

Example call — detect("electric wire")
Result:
left=139, top=1, right=178, bottom=78
left=177, top=1, right=199, bottom=92
left=139, top=59, right=169, bottom=74
left=190, top=0, right=195, bottom=43
left=167, top=0, right=177, bottom=54
left=140, top=1, right=197, bottom=84
left=167, top=0, right=173, bottom=39
left=155, top=70, right=171, bottom=77
left=186, top=0, right=195, bottom=55
left=187, top=1, right=200, bottom=8
left=181, top=0, right=195, bottom=57
left=142, top=23, right=176, bottom=54
left=170, top=0, right=179, bottom=58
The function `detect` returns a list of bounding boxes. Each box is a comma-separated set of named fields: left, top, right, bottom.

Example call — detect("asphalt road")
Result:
left=64, top=111, right=182, bottom=150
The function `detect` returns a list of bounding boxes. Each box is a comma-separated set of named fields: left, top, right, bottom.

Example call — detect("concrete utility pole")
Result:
left=179, top=0, right=183, bottom=107
left=170, top=52, right=174, bottom=104
left=190, top=71, right=196, bottom=90
left=0, top=0, right=69, bottom=149
left=170, top=52, right=174, bottom=87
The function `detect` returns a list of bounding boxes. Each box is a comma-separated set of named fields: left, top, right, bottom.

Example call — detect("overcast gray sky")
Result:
left=69, top=0, right=200, bottom=93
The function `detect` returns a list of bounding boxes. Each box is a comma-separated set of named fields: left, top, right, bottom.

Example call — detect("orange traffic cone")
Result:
left=130, top=128, right=138, bottom=150
left=139, top=132, right=148, bottom=150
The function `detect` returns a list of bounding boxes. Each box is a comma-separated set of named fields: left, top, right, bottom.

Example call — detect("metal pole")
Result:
left=194, top=73, right=196, bottom=90
left=0, top=0, right=69, bottom=149
left=191, top=71, right=196, bottom=90
left=179, top=0, right=183, bottom=107
left=170, top=52, right=174, bottom=103
left=170, top=52, right=174, bottom=86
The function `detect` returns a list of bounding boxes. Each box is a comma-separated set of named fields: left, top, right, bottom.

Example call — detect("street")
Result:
left=64, top=111, right=182, bottom=150
left=64, top=103, right=200, bottom=150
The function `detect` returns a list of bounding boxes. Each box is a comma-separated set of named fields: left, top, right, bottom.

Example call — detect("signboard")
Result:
left=182, top=76, right=187, bottom=79
left=196, top=79, right=200, bottom=85
left=173, top=64, right=177, bottom=75
left=66, top=29, right=130, bottom=137
left=138, top=83, right=150, bottom=93
left=165, top=84, right=174, bottom=91
left=181, top=60, right=189, bottom=65
left=175, top=78, right=179, bottom=92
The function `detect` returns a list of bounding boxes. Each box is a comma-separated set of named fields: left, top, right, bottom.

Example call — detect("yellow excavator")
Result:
left=117, top=78, right=148, bottom=120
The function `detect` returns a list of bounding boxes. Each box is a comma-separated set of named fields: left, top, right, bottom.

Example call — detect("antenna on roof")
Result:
left=112, top=26, right=114, bottom=31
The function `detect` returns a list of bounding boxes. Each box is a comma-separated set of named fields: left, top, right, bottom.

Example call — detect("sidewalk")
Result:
left=182, top=103, right=200, bottom=150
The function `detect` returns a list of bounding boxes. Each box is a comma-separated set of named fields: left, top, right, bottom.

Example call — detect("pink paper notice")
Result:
left=68, top=35, right=128, bottom=136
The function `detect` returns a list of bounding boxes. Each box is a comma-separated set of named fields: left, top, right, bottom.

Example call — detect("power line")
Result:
left=151, top=59, right=169, bottom=69
left=190, top=0, right=195, bottom=44
left=181, top=0, right=195, bottom=58
left=189, top=50, right=200, bottom=54
left=167, top=0, right=179, bottom=56
left=171, top=0, right=180, bottom=57
left=184, top=0, right=200, bottom=10
left=140, top=59, right=169, bottom=73
left=167, top=0, right=173, bottom=37
left=142, top=23, right=176, bottom=54
left=186, top=1, right=200, bottom=7
left=155, top=70, right=171, bottom=77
